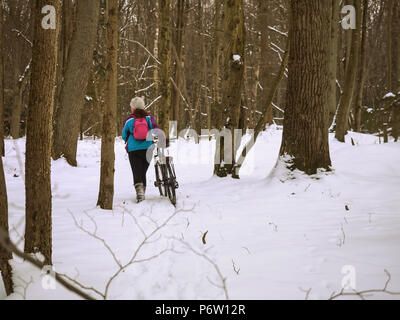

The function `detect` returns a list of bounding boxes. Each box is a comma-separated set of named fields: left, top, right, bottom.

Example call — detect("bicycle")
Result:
left=153, top=138, right=179, bottom=206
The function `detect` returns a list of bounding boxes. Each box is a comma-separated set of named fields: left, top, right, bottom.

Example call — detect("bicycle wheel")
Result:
left=154, top=163, right=164, bottom=196
left=166, top=163, right=177, bottom=205
left=160, top=164, right=170, bottom=198
left=160, top=163, right=176, bottom=206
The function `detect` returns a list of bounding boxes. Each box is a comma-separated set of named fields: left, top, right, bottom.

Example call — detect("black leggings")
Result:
left=128, top=149, right=150, bottom=186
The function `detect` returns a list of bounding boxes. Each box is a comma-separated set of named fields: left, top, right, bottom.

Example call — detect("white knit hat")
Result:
left=130, top=96, right=145, bottom=111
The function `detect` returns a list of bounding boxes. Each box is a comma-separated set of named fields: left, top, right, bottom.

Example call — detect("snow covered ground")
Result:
left=1, top=127, right=400, bottom=300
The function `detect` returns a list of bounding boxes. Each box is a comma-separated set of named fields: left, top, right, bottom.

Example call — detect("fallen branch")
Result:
left=329, top=270, right=400, bottom=300
left=0, top=228, right=95, bottom=300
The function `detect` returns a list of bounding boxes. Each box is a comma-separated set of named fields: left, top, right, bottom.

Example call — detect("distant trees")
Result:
left=6, top=0, right=32, bottom=140
left=278, top=0, right=332, bottom=174
left=24, top=0, right=61, bottom=265
left=1, top=0, right=399, bottom=145
left=335, top=0, right=362, bottom=142
left=97, top=0, right=119, bottom=210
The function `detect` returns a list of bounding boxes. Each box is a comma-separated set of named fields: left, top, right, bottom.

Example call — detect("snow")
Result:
left=233, top=55, right=241, bottom=62
left=383, top=92, right=396, bottom=99
left=1, top=128, right=400, bottom=300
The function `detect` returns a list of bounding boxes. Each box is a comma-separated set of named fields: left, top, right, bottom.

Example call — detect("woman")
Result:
left=122, top=97, right=158, bottom=202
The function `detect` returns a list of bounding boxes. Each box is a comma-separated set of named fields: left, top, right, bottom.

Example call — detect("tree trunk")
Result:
left=256, top=0, right=273, bottom=126
left=390, top=1, right=400, bottom=141
left=0, top=1, right=13, bottom=291
left=212, top=0, right=222, bottom=129
left=0, top=156, right=13, bottom=296
left=354, top=0, right=368, bottom=132
left=153, top=0, right=160, bottom=120
left=171, top=0, right=186, bottom=128
left=24, top=0, right=61, bottom=266
left=327, top=0, right=340, bottom=128
left=52, top=0, right=100, bottom=166
left=335, top=0, right=362, bottom=142
left=0, top=0, right=4, bottom=157
left=214, top=0, right=245, bottom=178
left=278, top=0, right=332, bottom=175
left=387, top=0, right=394, bottom=91
left=97, top=0, right=118, bottom=210
left=53, top=0, right=76, bottom=139
left=158, top=0, right=172, bottom=138
left=10, top=68, right=22, bottom=139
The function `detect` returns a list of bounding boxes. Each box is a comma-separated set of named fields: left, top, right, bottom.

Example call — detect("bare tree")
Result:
left=214, top=0, right=246, bottom=178
left=24, top=0, right=61, bottom=265
left=97, top=0, right=119, bottom=210
left=52, top=0, right=100, bottom=166
left=278, top=0, right=332, bottom=174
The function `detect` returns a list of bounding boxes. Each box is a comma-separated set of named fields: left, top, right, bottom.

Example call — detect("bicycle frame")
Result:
left=153, top=138, right=178, bottom=205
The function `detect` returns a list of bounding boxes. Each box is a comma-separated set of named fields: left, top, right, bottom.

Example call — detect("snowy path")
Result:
left=1, top=129, right=400, bottom=300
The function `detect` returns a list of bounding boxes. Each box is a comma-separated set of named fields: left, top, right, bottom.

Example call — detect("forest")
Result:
left=0, top=0, right=399, bottom=301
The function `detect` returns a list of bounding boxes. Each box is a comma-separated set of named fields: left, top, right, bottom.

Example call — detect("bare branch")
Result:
left=0, top=228, right=95, bottom=300
left=329, top=270, right=400, bottom=300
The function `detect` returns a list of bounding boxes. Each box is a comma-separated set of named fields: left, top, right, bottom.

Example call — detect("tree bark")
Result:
left=214, top=0, right=245, bottom=178
left=335, top=0, right=362, bottom=142
left=256, top=0, right=273, bottom=126
left=97, top=0, right=118, bottom=210
left=0, top=2, right=13, bottom=290
left=171, top=0, right=186, bottom=129
left=0, top=156, right=13, bottom=295
left=53, top=0, right=76, bottom=139
left=327, top=0, right=340, bottom=128
left=278, top=0, right=332, bottom=175
left=24, top=0, right=61, bottom=265
left=52, top=0, right=100, bottom=166
left=354, top=0, right=368, bottom=132
left=10, top=68, right=22, bottom=139
left=153, top=0, right=160, bottom=119
left=0, top=0, right=4, bottom=156
left=387, top=0, right=394, bottom=91
left=10, top=64, right=31, bottom=139
left=390, top=1, right=400, bottom=141
left=158, top=0, right=172, bottom=138
left=212, top=0, right=222, bottom=129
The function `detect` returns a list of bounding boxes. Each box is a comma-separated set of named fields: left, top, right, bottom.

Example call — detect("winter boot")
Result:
left=135, top=182, right=145, bottom=203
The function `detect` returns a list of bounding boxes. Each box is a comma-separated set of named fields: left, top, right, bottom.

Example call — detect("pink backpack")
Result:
left=133, top=117, right=149, bottom=140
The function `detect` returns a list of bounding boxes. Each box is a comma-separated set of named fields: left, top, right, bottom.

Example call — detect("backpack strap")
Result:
left=145, top=115, right=153, bottom=130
